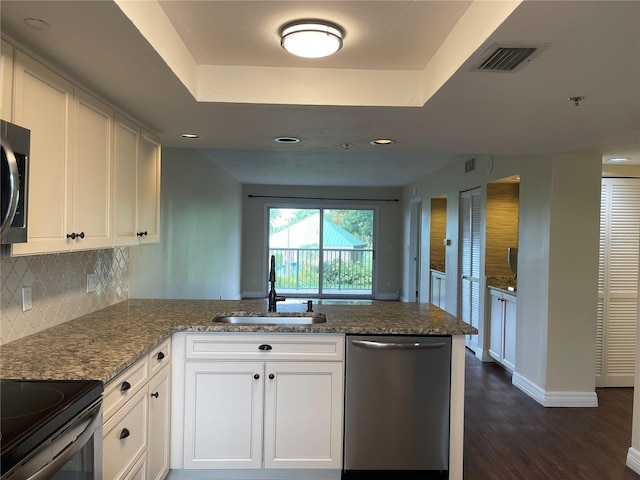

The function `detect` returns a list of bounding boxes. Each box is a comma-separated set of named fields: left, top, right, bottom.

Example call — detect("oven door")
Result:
left=4, top=400, right=103, bottom=480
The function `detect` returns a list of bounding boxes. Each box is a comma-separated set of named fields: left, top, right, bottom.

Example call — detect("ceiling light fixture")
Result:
left=180, top=133, right=199, bottom=139
left=274, top=136, right=300, bottom=144
left=24, top=18, right=49, bottom=30
left=280, top=20, right=344, bottom=58
left=606, top=157, right=630, bottom=164
left=370, top=139, right=396, bottom=145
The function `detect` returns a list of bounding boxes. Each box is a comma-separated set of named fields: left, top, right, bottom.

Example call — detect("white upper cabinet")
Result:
left=113, top=118, right=161, bottom=246
left=6, top=42, right=160, bottom=255
left=1, top=39, right=14, bottom=121
left=72, top=87, right=113, bottom=250
left=12, top=50, right=74, bottom=255
left=138, top=130, right=161, bottom=244
left=113, top=114, right=141, bottom=246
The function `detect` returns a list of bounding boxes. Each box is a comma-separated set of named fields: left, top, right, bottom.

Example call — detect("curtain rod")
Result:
left=247, top=194, right=399, bottom=202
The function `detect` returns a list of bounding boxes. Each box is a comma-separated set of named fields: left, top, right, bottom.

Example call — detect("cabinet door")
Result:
left=12, top=51, right=74, bottom=255
left=503, top=297, right=517, bottom=369
left=137, top=130, right=160, bottom=244
left=488, top=294, right=504, bottom=362
left=72, top=88, right=113, bottom=250
left=263, top=362, right=343, bottom=469
left=183, top=361, right=264, bottom=469
left=148, top=364, right=171, bottom=480
left=430, top=273, right=441, bottom=308
left=113, top=113, right=140, bottom=247
left=1, top=40, right=13, bottom=121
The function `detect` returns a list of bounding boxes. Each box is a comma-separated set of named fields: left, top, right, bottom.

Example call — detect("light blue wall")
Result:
left=130, top=148, right=243, bottom=299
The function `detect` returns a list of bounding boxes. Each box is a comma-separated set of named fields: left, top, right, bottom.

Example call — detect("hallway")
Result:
left=463, top=350, right=638, bottom=479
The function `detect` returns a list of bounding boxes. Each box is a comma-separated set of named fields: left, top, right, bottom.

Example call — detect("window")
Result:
left=268, top=207, right=374, bottom=297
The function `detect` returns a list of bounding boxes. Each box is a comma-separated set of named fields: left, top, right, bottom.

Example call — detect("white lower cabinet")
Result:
left=488, top=289, right=517, bottom=371
left=430, top=270, right=446, bottom=310
left=103, top=339, right=171, bottom=480
left=180, top=333, right=345, bottom=473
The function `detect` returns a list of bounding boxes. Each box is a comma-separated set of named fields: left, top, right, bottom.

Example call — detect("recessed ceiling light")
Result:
left=274, top=136, right=300, bottom=144
left=180, top=133, right=199, bottom=139
left=24, top=18, right=49, bottom=30
left=280, top=20, right=344, bottom=58
left=370, top=139, right=396, bottom=145
left=606, top=157, right=630, bottom=164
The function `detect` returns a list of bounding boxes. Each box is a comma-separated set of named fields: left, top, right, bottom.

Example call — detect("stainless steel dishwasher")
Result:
left=343, top=335, right=451, bottom=480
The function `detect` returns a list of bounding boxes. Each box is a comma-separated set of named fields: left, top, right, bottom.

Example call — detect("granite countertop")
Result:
left=0, top=299, right=476, bottom=383
left=486, top=275, right=517, bottom=295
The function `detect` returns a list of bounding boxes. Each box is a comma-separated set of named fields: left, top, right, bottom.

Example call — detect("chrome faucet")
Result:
left=268, top=255, right=286, bottom=312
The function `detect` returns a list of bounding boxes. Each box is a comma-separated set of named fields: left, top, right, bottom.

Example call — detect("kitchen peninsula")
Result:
left=0, top=299, right=476, bottom=480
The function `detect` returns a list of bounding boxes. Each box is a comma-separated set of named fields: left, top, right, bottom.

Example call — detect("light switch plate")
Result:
left=22, top=287, right=32, bottom=312
left=86, top=273, right=98, bottom=293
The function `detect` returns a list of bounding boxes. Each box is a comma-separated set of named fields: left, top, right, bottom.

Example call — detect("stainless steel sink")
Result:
left=212, top=312, right=327, bottom=325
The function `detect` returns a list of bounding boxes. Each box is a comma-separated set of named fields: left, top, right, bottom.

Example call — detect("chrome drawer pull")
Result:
left=351, top=339, right=446, bottom=350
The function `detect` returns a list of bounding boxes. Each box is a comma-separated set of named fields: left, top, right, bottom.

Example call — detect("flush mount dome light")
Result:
left=180, top=133, right=199, bottom=139
left=280, top=20, right=344, bottom=58
left=606, top=157, right=630, bottom=164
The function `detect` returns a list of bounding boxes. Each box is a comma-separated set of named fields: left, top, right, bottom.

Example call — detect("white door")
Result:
left=597, top=178, right=640, bottom=387
left=459, top=188, right=481, bottom=350
left=263, top=362, right=343, bottom=469
left=183, top=362, right=264, bottom=469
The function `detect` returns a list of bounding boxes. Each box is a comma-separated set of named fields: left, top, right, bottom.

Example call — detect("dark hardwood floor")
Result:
left=464, top=349, right=639, bottom=479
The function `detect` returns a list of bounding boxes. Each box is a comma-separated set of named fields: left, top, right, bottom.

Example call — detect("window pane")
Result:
left=322, top=209, right=373, bottom=295
left=268, top=208, right=320, bottom=294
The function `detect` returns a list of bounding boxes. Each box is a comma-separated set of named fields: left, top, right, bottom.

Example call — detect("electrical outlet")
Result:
left=22, top=287, right=32, bottom=312
left=86, top=273, right=98, bottom=293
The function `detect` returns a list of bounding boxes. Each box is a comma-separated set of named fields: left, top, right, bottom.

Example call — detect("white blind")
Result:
left=460, top=188, right=481, bottom=344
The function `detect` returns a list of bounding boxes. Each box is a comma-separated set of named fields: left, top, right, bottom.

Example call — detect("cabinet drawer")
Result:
left=186, top=333, right=345, bottom=361
left=104, top=357, right=149, bottom=422
left=149, top=338, right=171, bottom=377
left=103, top=388, right=148, bottom=480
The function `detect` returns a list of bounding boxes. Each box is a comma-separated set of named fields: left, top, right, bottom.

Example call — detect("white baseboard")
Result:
left=627, top=447, right=640, bottom=474
left=512, top=372, right=598, bottom=407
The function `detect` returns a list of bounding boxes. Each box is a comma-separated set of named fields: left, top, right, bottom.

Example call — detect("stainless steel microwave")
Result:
left=1, top=119, right=30, bottom=244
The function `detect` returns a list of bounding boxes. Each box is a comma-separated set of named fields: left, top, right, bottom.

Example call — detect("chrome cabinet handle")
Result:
left=351, top=339, right=447, bottom=350
left=0, top=133, right=20, bottom=239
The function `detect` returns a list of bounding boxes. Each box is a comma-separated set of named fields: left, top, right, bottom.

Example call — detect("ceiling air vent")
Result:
left=475, top=44, right=548, bottom=73
left=465, top=158, right=476, bottom=174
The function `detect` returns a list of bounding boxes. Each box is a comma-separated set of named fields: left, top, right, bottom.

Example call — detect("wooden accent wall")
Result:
left=486, top=183, right=519, bottom=277
left=430, top=198, right=447, bottom=271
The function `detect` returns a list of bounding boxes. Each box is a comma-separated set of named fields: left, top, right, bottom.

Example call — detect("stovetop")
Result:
left=0, top=378, right=103, bottom=475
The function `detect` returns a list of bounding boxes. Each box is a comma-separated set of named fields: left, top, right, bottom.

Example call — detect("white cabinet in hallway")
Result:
left=488, top=288, right=516, bottom=371
left=430, top=270, right=446, bottom=310
left=178, top=333, right=344, bottom=472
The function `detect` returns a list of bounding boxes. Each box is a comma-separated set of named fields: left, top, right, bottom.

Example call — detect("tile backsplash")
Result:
left=0, top=248, right=130, bottom=345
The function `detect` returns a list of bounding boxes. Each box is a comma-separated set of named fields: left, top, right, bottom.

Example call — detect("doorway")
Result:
left=408, top=198, right=421, bottom=302
left=459, top=188, right=481, bottom=351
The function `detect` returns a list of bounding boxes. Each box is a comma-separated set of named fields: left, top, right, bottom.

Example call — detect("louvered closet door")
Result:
left=460, top=188, right=481, bottom=351
left=597, top=178, right=640, bottom=387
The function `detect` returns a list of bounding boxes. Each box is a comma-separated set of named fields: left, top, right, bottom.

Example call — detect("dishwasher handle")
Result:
left=351, top=339, right=447, bottom=350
